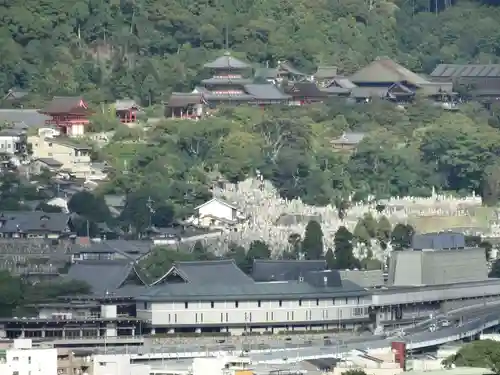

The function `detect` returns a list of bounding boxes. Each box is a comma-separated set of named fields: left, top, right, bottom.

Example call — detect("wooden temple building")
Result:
left=166, top=52, right=291, bottom=118
left=39, top=97, right=92, bottom=137
left=115, top=99, right=141, bottom=123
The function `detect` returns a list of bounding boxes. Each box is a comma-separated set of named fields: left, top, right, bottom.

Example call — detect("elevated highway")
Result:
left=128, top=304, right=500, bottom=363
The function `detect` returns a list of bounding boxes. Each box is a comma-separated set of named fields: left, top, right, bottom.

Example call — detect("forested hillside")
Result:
left=2, top=0, right=500, bottom=104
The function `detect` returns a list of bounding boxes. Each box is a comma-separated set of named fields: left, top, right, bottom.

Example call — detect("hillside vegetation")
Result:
left=2, top=0, right=500, bottom=104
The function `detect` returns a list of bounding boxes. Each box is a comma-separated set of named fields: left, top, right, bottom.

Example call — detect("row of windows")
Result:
left=166, top=308, right=369, bottom=324
left=187, top=297, right=363, bottom=309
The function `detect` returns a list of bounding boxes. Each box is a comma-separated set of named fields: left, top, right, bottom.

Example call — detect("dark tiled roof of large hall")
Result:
left=66, top=260, right=146, bottom=295
left=157, top=259, right=254, bottom=285
left=139, top=277, right=367, bottom=302
left=251, top=259, right=327, bottom=282
left=430, top=64, right=500, bottom=78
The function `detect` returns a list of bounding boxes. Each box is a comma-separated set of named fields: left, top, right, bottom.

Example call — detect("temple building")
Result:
left=39, top=97, right=92, bottom=137
left=115, top=99, right=140, bottom=124
left=167, top=52, right=291, bottom=118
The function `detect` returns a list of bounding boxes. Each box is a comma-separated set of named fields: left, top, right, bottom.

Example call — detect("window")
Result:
left=225, top=312, right=228, bottom=322
left=13, top=372, right=19, bottom=375
left=316, top=299, right=319, bottom=306
left=12, top=357, right=19, bottom=361
left=28, top=356, right=31, bottom=364
left=279, top=300, right=282, bottom=307
left=235, top=301, right=239, bottom=308
left=353, top=307, right=363, bottom=316
left=299, top=299, right=302, bottom=306
left=221, top=313, right=224, bottom=322
left=332, top=298, right=336, bottom=305
left=185, top=302, right=189, bottom=309
left=257, top=300, right=261, bottom=307
left=357, top=296, right=360, bottom=304
left=211, top=301, right=215, bottom=308
left=143, top=302, right=147, bottom=309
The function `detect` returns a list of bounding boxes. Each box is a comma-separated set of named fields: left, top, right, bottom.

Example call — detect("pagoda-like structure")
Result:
left=39, top=96, right=92, bottom=137
left=195, top=52, right=254, bottom=104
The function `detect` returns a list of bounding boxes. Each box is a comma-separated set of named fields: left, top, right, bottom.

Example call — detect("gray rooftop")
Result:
left=338, top=270, right=384, bottom=288
left=71, top=240, right=153, bottom=259
left=388, top=248, right=488, bottom=286
left=204, top=53, right=250, bottom=70
left=36, top=158, right=63, bottom=168
left=155, top=259, right=254, bottom=286
left=244, top=84, right=291, bottom=100
left=252, top=260, right=326, bottom=282
left=201, top=77, right=253, bottom=85
left=331, top=132, right=365, bottom=145
left=0, top=211, right=70, bottom=233
left=314, top=66, right=338, bottom=79
left=0, top=109, right=50, bottom=128
left=138, top=278, right=368, bottom=302
left=115, top=99, right=140, bottom=111
left=412, top=232, right=465, bottom=250
left=431, top=64, right=500, bottom=78
left=66, top=260, right=145, bottom=295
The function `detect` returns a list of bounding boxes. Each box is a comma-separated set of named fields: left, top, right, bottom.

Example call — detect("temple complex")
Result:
left=167, top=52, right=291, bottom=118
left=39, top=97, right=91, bottom=137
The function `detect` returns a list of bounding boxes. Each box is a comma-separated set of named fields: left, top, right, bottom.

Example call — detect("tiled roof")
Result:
left=66, top=260, right=144, bottom=295
left=204, top=53, right=249, bottom=69
left=167, top=93, right=205, bottom=107
left=285, top=82, right=327, bottom=98
left=314, top=66, right=338, bottom=79
left=115, top=99, right=140, bottom=111
left=71, top=240, right=153, bottom=259
left=201, top=77, right=253, bottom=85
left=139, top=277, right=367, bottom=302
left=278, top=61, right=307, bottom=76
left=3, top=88, right=29, bottom=100
left=251, top=259, right=327, bottom=282
left=0, top=211, right=70, bottom=233
left=412, top=232, right=465, bottom=250
left=40, top=96, right=89, bottom=114
left=255, top=68, right=279, bottom=79
left=155, top=259, right=254, bottom=286
left=338, top=270, right=384, bottom=288
left=350, top=57, right=429, bottom=86
left=0, top=109, right=50, bottom=128
left=244, top=84, right=291, bottom=100
left=430, top=64, right=500, bottom=78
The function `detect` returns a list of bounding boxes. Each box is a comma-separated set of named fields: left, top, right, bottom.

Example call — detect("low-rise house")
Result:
left=29, top=135, right=93, bottom=179
left=193, top=197, right=245, bottom=227
left=331, top=132, right=366, bottom=151
left=0, top=128, right=28, bottom=155
left=0, top=211, right=71, bottom=239
left=1, top=88, right=30, bottom=108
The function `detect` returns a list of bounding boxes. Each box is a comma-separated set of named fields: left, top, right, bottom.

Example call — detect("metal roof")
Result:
left=331, top=132, right=365, bottom=145
left=431, top=64, right=500, bottom=78
left=244, top=84, right=291, bottom=100
left=71, top=240, right=153, bottom=258
left=0, top=211, right=70, bottom=233
left=252, top=260, right=326, bottom=282
left=204, top=53, right=250, bottom=69
left=412, top=232, right=465, bottom=250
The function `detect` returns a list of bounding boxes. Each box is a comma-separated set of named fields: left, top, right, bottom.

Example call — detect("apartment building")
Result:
left=0, top=339, right=57, bottom=375
left=28, top=135, right=92, bottom=178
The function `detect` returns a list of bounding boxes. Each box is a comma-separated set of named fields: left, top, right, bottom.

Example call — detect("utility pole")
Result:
left=146, top=196, right=155, bottom=229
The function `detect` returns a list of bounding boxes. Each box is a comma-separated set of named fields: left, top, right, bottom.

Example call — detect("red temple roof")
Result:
left=39, top=96, right=91, bottom=115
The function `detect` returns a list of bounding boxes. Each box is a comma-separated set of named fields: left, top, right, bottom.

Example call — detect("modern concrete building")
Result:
left=0, top=248, right=498, bottom=339
left=0, top=338, right=58, bottom=375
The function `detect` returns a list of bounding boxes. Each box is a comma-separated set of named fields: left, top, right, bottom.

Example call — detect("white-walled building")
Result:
left=193, top=197, right=245, bottom=227
left=0, top=339, right=57, bottom=375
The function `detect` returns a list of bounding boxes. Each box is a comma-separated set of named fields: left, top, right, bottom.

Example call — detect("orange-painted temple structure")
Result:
left=39, top=96, right=92, bottom=137
left=115, top=99, right=141, bottom=124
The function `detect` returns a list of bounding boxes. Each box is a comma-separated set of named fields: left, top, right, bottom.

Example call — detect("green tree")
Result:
left=302, top=220, right=324, bottom=260
left=442, top=340, right=500, bottom=372
left=333, top=226, right=359, bottom=269
left=377, top=216, right=392, bottom=249
left=391, top=223, right=415, bottom=250
left=482, top=159, right=500, bottom=207
left=325, top=248, right=335, bottom=270
left=353, top=220, right=371, bottom=246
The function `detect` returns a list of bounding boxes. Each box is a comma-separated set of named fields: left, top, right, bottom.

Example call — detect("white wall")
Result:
left=198, top=200, right=235, bottom=222
left=5, top=347, right=57, bottom=375
left=92, top=354, right=148, bottom=375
